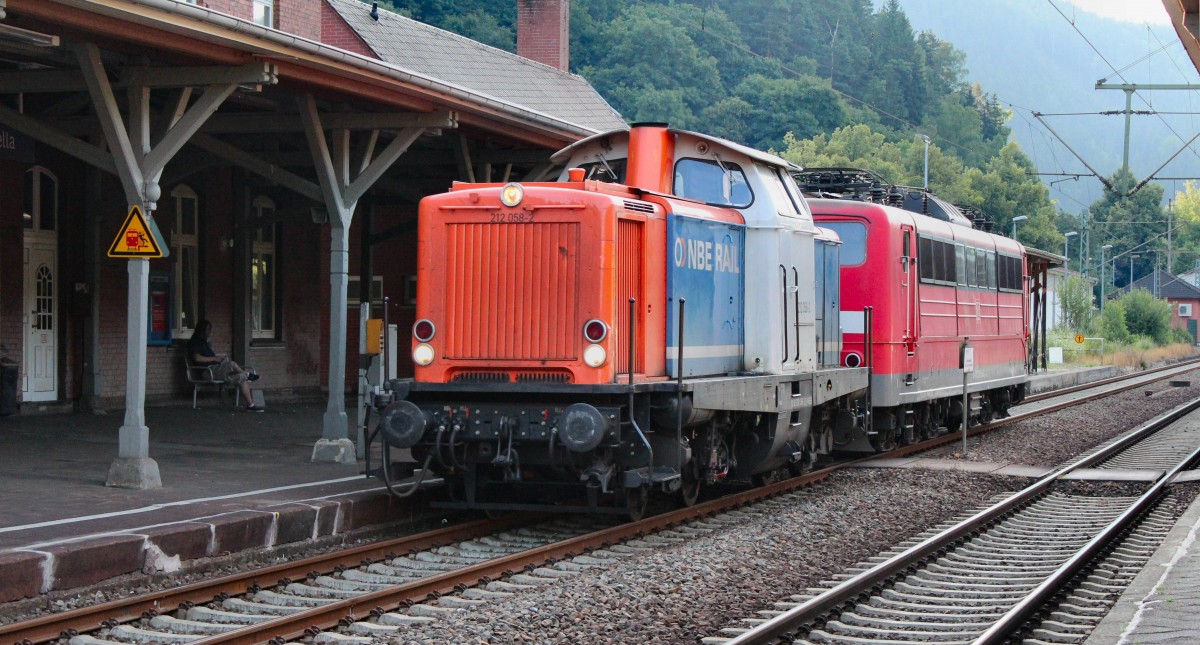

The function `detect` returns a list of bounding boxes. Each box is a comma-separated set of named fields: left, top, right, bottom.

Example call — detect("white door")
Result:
left=23, top=240, right=57, bottom=401
left=22, top=167, right=59, bottom=403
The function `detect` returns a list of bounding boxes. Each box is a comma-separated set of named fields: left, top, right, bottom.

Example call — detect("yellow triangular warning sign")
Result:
left=108, top=205, right=165, bottom=258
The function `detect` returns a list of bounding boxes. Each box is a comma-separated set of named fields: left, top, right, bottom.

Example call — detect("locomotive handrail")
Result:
left=676, top=298, right=686, bottom=472
left=627, top=297, right=653, bottom=472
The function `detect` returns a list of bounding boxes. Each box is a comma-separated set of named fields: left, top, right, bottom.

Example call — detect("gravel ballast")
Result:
left=925, top=368, right=1200, bottom=467
left=389, top=469, right=1016, bottom=644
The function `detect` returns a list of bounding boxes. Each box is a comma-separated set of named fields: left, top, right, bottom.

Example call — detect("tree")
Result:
left=1119, top=289, right=1172, bottom=344
left=577, top=4, right=727, bottom=128
left=717, top=74, right=845, bottom=151
left=1087, top=169, right=1166, bottom=288
left=1057, top=274, right=1095, bottom=332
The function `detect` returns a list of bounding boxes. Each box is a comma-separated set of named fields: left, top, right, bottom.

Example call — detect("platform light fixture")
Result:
left=1011, top=216, right=1027, bottom=240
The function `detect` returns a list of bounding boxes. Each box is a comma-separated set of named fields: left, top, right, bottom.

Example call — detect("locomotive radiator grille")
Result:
left=450, top=370, right=571, bottom=383
left=444, top=222, right=579, bottom=360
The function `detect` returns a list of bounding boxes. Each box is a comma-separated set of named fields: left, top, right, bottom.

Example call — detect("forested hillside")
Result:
left=376, top=0, right=1069, bottom=253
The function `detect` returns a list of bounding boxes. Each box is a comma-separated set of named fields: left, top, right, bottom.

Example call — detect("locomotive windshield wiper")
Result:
left=711, top=152, right=733, bottom=203
left=588, top=153, right=617, bottom=182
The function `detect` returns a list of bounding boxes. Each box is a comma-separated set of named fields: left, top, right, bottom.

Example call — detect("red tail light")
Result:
left=413, top=319, right=435, bottom=342
left=584, top=320, right=608, bottom=343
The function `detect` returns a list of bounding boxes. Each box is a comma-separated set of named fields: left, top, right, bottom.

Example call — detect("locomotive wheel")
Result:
left=676, top=462, right=701, bottom=508
left=978, top=397, right=994, bottom=425
left=625, top=486, right=649, bottom=521
left=870, top=427, right=897, bottom=452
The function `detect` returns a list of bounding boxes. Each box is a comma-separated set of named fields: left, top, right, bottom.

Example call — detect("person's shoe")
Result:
left=246, top=404, right=265, bottom=412
left=247, top=372, right=260, bottom=382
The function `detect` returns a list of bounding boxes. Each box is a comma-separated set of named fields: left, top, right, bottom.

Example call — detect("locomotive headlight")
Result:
left=583, top=343, right=607, bottom=367
left=413, top=343, right=435, bottom=366
left=500, top=182, right=524, bottom=207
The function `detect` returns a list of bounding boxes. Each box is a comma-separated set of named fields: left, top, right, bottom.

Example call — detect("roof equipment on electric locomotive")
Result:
left=793, top=166, right=982, bottom=229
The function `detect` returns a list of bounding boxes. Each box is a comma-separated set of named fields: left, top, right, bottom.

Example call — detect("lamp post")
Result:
left=1012, top=215, right=1027, bottom=240
left=1101, top=244, right=1112, bottom=311
left=1130, top=254, right=1139, bottom=287
left=918, top=134, right=931, bottom=189
left=1064, top=231, right=1077, bottom=269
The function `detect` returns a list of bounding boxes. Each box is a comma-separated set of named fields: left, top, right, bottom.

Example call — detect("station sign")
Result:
left=0, top=125, right=33, bottom=163
left=108, top=205, right=167, bottom=259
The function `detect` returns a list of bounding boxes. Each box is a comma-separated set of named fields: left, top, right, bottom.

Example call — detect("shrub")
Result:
left=1098, top=300, right=1130, bottom=343
left=1119, top=289, right=1172, bottom=345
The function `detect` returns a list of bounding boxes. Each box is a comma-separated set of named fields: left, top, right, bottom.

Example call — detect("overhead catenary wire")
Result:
left=1044, top=0, right=1200, bottom=167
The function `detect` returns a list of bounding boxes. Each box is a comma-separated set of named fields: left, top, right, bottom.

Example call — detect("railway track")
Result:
left=3, top=360, right=1197, bottom=645
left=705, top=395, right=1200, bottom=644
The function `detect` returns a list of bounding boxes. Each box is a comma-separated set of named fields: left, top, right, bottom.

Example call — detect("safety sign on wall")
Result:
left=107, top=205, right=166, bottom=258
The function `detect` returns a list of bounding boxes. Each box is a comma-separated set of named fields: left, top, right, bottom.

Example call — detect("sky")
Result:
left=1062, top=0, right=1171, bottom=25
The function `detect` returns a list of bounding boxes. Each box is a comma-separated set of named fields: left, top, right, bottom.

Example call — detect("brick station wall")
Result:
left=320, top=1, right=376, bottom=57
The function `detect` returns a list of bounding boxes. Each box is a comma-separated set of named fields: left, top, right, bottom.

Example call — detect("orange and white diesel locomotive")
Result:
left=375, top=128, right=1029, bottom=517
left=377, top=124, right=871, bottom=517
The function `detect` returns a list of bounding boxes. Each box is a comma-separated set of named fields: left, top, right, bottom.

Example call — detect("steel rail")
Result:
left=0, top=517, right=526, bottom=645
left=886, top=358, right=1200, bottom=460
left=724, top=396, right=1200, bottom=645
left=184, top=363, right=1200, bottom=645
left=975, top=443, right=1200, bottom=643
left=4, top=360, right=1195, bottom=645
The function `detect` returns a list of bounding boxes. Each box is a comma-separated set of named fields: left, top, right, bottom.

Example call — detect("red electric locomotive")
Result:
left=802, top=173, right=1028, bottom=448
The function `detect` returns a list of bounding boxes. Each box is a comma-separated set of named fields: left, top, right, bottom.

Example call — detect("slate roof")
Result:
left=1120, top=269, right=1200, bottom=300
left=326, top=0, right=627, bottom=134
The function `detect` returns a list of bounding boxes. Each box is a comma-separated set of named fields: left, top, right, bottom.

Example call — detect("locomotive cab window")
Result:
left=818, top=222, right=866, bottom=266
left=575, top=159, right=627, bottom=183
left=674, top=158, right=752, bottom=207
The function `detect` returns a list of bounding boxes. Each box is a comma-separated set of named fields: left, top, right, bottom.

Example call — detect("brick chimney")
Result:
left=275, top=0, right=321, bottom=41
left=517, top=0, right=569, bottom=71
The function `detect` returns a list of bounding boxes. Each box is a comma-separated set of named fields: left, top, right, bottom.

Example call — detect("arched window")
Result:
left=23, top=167, right=58, bottom=232
left=170, top=185, right=200, bottom=335
left=251, top=196, right=277, bottom=339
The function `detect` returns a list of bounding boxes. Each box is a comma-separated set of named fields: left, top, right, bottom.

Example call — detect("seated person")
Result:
left=188, top=319, right=263, bottom=412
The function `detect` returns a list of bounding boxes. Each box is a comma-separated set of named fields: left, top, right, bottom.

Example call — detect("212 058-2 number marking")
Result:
left=490, top=212, right=535, bottom=223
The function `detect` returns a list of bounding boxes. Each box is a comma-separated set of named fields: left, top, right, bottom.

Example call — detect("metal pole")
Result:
left=1100, top=250, right=1106, bottom=311
left=917, top=134, right=931, bottom=189
left=864, top=307, right=873, bottom=438
left=1122, top=88, right=1133, bottom=174
left=961, top=337, right=970, bottom=456
left=1101, top=245, right=1112, bottom=312
left=923, top=141, right=929, bottom=189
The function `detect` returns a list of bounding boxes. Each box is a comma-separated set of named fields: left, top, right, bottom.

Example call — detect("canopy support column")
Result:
left=299, top=95, right=454, bottom=463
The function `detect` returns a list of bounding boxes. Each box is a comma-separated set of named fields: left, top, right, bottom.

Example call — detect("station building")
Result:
left=0, top=0, right=624, bottom=482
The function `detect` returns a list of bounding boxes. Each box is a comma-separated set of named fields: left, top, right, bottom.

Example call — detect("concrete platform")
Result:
left=1086, top=486, right=1200, bottom=644
left=1026, top=364, right=1124, bottom=395
left=0, top=401, right=431, bottom=602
